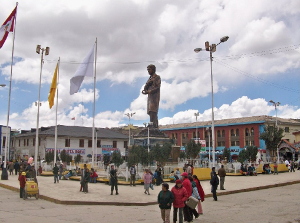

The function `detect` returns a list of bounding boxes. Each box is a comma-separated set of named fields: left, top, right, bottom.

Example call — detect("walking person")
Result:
left=290, top=160, right=295, bottom=172
left=53, top=163, right=59, bottom=183
left=273, top=162, right=278, bottom=175
left=193, top=175, right=205, bottom=215
left=110, top=165, right=119, bottom=195
left=129, top=164, right=136, bottom=186
left=210, top=171, right=219, bottom=201
left=171, top=179, right=188, bottom=223
left=59, top=164, right=63, bottom=180
left=181, top=172, right=193, bottom=223
left=158, top=183, right=174, bottom=223
left=18, top=172, right=26, bottom=198
left=14, top=160, right=20, bottom=175
left=188, top=176, right=200, bottom=219
left=8, top=161, right=14, bottom=175
left=218, top=165, right=226, bottom=190
left=143, top=169, right=152, bottom=195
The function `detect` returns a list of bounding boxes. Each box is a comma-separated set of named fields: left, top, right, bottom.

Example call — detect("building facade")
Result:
left=0, top=125, right=11, bottom=162
left=11, top=125, right=128, bottom=162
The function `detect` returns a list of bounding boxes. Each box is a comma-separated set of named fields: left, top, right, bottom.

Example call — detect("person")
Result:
left=80, top=164, right=87, bottom=192
left=158, top=183, right=174, bottom=223
left=290, top=160, right=295, bottom=172
left=171, top=179, right=188, bottom=223
left=187, top=165, right=192, bottom=176
left=252, top=164, right=257, bottom=176
left=53, top=163, right=59, bottom=183
left=210, top=167, right=215, bottom=178
left=110, top=165, right=118, bottom=195
left=64, top=170, right=72, bottom=180
left=89, top=168, right=98, bottom=183
left=273, top=162, right=278, bottom=175
left=59, top=164, right=63, bottom=180
left=175, top=168, right=181, bottom=180
left=155, top=165, right=163, bottom=186
left=77, top=168, right=82, bottom=176
left=210, top=171, right=219, bottom=201
left=82, top=168, right=90, bottom=193
left=218, top=165, right=226, bottom=190
left=14, top=160, right=20, bottom=175
left=169, top=171, right=176, bottom=182
left=285, top=159, right=289, bottom=167
left=8, top=161, right=14, bottom=175
left=143, top=169, right=152, bottom=195
left=181, top=172, right=193, bottom=223
left=18, top=172, right=26, bottom=198
left=38, top=166, right=42, bottom=176
left=193, top=175, right=205, bottom=215
left=188, top=176, right=200, bottom=219
left=129, top=164, right=136, bottom=186
left=141, top=64, right=161, bottom=128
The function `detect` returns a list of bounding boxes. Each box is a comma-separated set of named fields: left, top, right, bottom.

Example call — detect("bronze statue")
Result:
left=142, top=64, right=161, bottom=128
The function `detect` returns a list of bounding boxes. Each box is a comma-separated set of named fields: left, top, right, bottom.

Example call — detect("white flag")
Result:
left=70, top=45, right=95, bottom=95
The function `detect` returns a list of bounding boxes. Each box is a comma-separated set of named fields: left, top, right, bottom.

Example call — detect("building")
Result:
left=11, top=125, right=128, bottom=162
left=0, top=125, right=11, bottom=162
left=159, top=115, right=300, bottom=161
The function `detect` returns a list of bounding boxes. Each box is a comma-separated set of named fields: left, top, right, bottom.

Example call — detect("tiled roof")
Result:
left=14, top=125, right=128, bottom=139
left=159, top=115, right=300, bottom=130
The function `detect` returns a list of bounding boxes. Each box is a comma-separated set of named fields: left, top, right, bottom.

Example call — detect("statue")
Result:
left=142, top=64, right=161, bottom=128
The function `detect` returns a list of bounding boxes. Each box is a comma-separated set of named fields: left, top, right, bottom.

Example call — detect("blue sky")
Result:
left=0, top=0, right=300, bottom=130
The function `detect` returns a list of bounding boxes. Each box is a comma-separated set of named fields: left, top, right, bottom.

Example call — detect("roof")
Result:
left=14, top=125, right=128, bottom=139
left=159, top=115, right=300, bottom=131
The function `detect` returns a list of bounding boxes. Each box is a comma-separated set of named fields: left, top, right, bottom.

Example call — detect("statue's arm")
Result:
left=148, top=76, right=161, bottom=94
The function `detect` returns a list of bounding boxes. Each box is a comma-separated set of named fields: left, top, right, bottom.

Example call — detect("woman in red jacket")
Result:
left=171, top=179, right=188, bottom=223
left=193, top=175, right=205, bottom=215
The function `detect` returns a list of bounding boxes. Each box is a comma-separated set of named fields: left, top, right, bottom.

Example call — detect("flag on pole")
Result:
left=0, top=6, right=17, bottom=49
left=70, top=45, right=95, bottom=95
left=71, top=117, right=75, bottom=120
left=48, top=63, right=58, bottom=109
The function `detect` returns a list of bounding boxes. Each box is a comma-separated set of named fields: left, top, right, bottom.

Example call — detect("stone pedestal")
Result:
left=133, top=127, right=170, bottom=147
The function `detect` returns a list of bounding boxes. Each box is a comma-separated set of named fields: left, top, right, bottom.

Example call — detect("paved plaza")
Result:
left=0, top=170, right=300, bottom=223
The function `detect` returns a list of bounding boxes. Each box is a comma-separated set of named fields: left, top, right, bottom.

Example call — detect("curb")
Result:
left=1, top=180, right=300, bottom=206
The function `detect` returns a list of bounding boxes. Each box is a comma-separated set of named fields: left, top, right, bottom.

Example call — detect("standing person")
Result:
left=53, top=163, right=59, bottom=183
left=273, top=162, right=278, bottom=175
left=38, top=166, right=42, bottom=176
left=156, top=165, right=163, bottom=186
left=18, top=172, right=26, bottom=198
left=14, top=160, right=20, bottom=175
left=8, top=161, right=14, bottom=175
left=82, top=168, right=90, bottom=193
left=143, top=169, right=152, bottom=195
left=80, top=164, right=87, bottom=192
left=89, top=168, right=98, bottom=183
left=171, top=179, right=188, bottom=223
left=193, top=175, right=205, bottom=215
left=181, top=172, right=193, bottom=223
left=129, top=164, right=136, bottom=187
left=218, top=165, right=226, bottom=190
left=141, top=64, right=161, bottom=128
left=188, top=176, right=200, bottom=219
left=175, top=168, right=181, bottom=180
left=59, top=164, right=63, bottom=180
left=158, top=183, right=174, bottom=223
left=290, top=160, right=295, bottom=172
left=110, top=165, right=118, bottom=195
left=210, top=171, right=219, bottom=201
left=187, top=164, right=192, bottom=176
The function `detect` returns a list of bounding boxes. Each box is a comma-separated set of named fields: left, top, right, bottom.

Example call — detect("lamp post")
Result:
left=194, top=36, right=229, bottom=167
left=0, top=84, right=6, bottom=87
left=206, top=127, right=211, bottom=168
left=35, top=45, right=50, bottom=174
left=95, top=128, right=98, bottom=165
left=269, top=100, right=280, bottom=163
left=194, top=112, right=199, bottom=142
left=125, top=112, right=135, bottom=146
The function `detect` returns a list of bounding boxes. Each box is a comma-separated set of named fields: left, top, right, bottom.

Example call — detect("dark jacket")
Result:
left=157, top=190, right=174, bottom=209
left=53, top=166, right=59, bottom=175
left=218, top=168, right=226, bottom=177
left=210, top=174, right=219, bottom=187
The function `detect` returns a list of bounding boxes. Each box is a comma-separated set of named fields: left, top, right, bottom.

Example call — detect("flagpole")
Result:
left=54, top=58, right=60, bottom=165
left=2, top=2, right=18, bottom=180
left=92, top=38, right=97, bottom=168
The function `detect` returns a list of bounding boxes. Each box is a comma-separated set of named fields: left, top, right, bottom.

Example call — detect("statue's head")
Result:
left=147, top=64, right=156, bottom=74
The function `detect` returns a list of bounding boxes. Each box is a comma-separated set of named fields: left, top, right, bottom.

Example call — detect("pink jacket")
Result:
left=182, top=178, right=192, bottom=197
left=143, top=173, right=152, bottom=184
left=171, top=186, right=188, bottom=208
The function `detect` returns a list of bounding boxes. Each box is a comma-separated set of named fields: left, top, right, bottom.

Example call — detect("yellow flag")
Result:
left=48, top=63, right=58, bottom=109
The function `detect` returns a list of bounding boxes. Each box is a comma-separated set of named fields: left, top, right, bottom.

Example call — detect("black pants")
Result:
left=212, top=185, right=217, bottom=201
left=191, top=208, right=199, bottom=218
left=20, top=187, right=24, bottom=198
left=111, top=180, right=118, bottom=192
left=173, top=207, right=183, bottom=223
left=183, top=205, right=192, bottom=222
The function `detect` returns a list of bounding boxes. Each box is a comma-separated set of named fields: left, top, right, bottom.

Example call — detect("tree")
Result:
left=45, top=151, right=54, bottom=164
left=127, top=145, right=149, bottom=167
left=150, top=142, right=172, bottom=166
left=103, top=154, right=110, bottom=165
left=111, top=150, right=124, bottom=167
left=222, top=148, right=231, bottom=162
left=179, top=151, right=186, bottom=159
left=185, top=139, right=201, bottom=159
left=260, top=125, right=284, bottom=159
left=60, top=149, right=68, bottom=163
left=74, top=154, right=81, bottom=164
left=237, top=149, right=247, bottom=163
left=237, top=146, right=258, bottom=164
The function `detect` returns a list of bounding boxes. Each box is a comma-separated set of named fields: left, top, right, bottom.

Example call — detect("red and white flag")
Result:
left=71, top=117, right=75, bottom=120
left=0, top=6, right=17, bottom=49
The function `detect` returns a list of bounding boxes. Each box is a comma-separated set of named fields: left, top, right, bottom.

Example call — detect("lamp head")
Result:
left=220, top=36, right=229, bottom=43
left=269, top=100, right=274, bottom=104
left=36, top=45, right=41, bottom=54
left=45, top=47, right=50, bottom=55
left=194, top=48, right=202, bottom=53
left=0, top=84, right=6, bottom=87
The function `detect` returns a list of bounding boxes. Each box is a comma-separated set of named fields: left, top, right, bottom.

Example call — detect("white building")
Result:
left=0, top=125, right=11, bottom=162
left=11, top=125, right=128, bottom=162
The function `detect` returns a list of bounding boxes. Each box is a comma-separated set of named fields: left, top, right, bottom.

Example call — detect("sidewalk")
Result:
left=0, top=170, right=299, bottom=206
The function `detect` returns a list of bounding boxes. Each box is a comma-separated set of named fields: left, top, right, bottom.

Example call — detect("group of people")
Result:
left=157, top=172, right=205, bottom=223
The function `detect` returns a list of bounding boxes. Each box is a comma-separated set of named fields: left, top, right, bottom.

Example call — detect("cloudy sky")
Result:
left=0, top=0, right=300, bottom=130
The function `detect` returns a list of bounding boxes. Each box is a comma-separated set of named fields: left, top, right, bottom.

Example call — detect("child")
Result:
left=158, top=183, right=174, bottom=223
left=18, top=172, right=26, bottom=198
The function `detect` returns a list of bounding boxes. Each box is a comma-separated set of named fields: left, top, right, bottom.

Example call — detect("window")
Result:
left=285, top=127, right=289, bottom=133
left=231, top=141, right=235, bottom=146
left=27, top=139, right=29, bottom=146
left=88, top=140, right=92, bottom=148
left=236, top=129, right=239, bottom=136
left=245, top=140, right=248, bottom=146
left=251, top=140, right=255, bottom=146
left=245, top=128, right=249, bottom=137
left=217, top=141, right=221, bottom=146
left=97, top=140, right=101, bottom=148
left=79, top=139, right=84, bottom=147
left=231, top=129, right=235, bottom=136
left=172, top=133, right=175, bottom=139
left=251, top=128, right=254, bottom=136
left=39, top=137, right=41, bottom=146
left=19, top=139, right=20, bottom=147
left=65, top=139, right=70, bottom=147
left=193, top=132, right=196, bottom=138
left=113, top=141, right=117, bottom=148
left=182, top=133, right=186, bottom=139
left=24, top=139, right=26, bottom=146
left=236, top=141, right=240, bottom=146
left=222, top=130, right=225, bottom=137
left=2, top=137, right=6, bottom=148
left=186, top=133, right=188, bottom=139
left=124, top=141, right=127, bottom=148
left=175, top=133, right=178, bottom=139
left=33, top=138, right=35, bottom=146
left=217, top=130, right=221, bottom=137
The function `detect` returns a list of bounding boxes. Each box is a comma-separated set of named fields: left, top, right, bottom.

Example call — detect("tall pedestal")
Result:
left=133, top=127, right=170, bottom=147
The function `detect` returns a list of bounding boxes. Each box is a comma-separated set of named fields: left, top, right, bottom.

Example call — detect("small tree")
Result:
left=150, top=142, right=172, bottom=166
left=223, top=148, right=231, bottom=162
left=179, top=151, right=186, bottom=159
left=45, top=151, right=54, bottom=164
left=103, top=154, right=110, bottom=165
left=186, top=139, right=201, bottom=159
left=237, top=149, right=247, bottom=163
left=111, top=150, right=124, bottom=167
left=260, top=125, right=284, bottom=159
left=74, top=154, right=81, bottom=164
left=60, top=149, right=68, bottom=163
left=246, top=146, right=258, bottom=163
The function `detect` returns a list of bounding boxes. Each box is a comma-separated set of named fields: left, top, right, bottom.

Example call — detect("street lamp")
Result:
left=0, top=84, right=6, bottom=87
left=194, top=36, right=229, bottom=167
left=269, top=100, right=280, bottom=163
left=125, top=112, right=135, bottom=146
left=194, top=112, right=199, bottom=142
left=35, top=45, right=50, bottom=174
left=95, top=128, right=99, bottom=164
left=206, top=127, right=211, bottom=168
